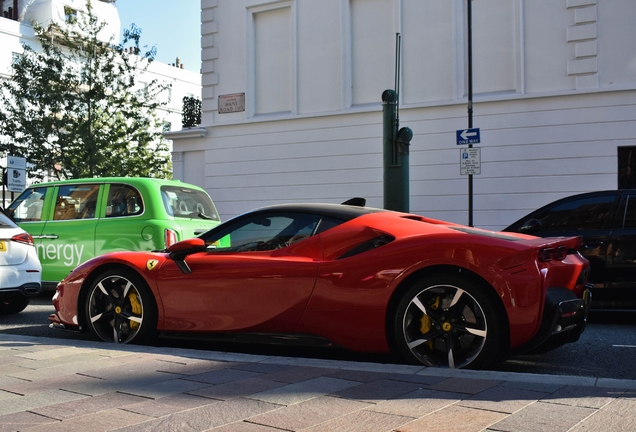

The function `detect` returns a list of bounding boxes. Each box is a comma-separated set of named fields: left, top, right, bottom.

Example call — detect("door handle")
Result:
left=33, top=234, right=59, bottom=239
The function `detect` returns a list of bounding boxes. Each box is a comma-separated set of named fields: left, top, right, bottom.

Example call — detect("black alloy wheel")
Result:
left=394, top=275, right=502, bottom=369
left=85, top=269, right=157, bottom=344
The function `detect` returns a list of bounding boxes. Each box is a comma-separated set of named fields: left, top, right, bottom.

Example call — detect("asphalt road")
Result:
left=2, top=292, right=635, bottom=379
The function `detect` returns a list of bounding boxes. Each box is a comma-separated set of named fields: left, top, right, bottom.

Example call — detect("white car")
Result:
left=0, top=211, right=42, bottom=314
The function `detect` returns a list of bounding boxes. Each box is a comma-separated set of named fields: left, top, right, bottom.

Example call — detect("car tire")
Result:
left=393, top=274, right=502, bottom=369
left=84, top=268, right=157, bottom=344
left=0, top=294, right=30, bottom=315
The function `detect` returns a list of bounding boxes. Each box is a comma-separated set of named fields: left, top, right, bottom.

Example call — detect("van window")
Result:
left=54, top=185, right=101, bottom=220
left=161, top=186, right=219, bottom=220
left=106, top=184, right=143, bottom=218
left=7, top=187, right=48, bottom=222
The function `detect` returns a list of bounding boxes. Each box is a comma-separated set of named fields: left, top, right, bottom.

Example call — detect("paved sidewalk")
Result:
left=0, top=334, right=635, bottom=432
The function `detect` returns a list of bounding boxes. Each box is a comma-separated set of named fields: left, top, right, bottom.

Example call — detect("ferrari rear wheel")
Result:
left=84, top=269, right=157, bottom=344
left=394, top=275, right=502, bottom=369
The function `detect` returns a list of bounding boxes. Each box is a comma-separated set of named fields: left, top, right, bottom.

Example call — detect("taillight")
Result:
left=12, top=232, right=34, bottom=247
left=554, top=245, right=568, bottom=260
left=164, top=229, right=177, bottom=247
left=538, top=245, right=568, bottom=262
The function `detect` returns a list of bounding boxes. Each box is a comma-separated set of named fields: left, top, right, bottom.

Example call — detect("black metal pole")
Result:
left=467, top=0, right=474, bottom=227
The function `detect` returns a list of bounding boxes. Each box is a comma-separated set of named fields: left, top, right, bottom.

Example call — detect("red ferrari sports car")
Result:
left=49, top=200, right=591, bottom=369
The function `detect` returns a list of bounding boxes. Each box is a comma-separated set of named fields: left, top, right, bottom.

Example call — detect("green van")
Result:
left=7, top=177, right=221, bottom=288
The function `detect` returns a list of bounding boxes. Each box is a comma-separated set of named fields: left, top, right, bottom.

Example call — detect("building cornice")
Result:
left=163, top=127, right=208, bottom=140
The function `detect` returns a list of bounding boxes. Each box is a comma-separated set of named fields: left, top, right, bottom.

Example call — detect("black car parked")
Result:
left=504, top=190, right=636, bottom=311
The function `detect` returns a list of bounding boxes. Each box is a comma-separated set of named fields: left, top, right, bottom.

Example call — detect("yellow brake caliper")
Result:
left=128, top=292, right=142, bottom=330
left=419, top=296, right=440, bottom=348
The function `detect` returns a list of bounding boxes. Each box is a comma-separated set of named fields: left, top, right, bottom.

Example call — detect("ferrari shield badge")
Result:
left=146, top=259, right=159, bottom=271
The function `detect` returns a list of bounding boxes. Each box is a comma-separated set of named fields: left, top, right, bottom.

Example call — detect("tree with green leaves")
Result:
left=182, top=96, right=201, bottom=128
left=0, top=0, right=172, bottom=180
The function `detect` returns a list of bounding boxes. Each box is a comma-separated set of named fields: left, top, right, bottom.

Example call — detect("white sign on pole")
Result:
left=7, top=156, right=26, bottom=170
left=6, top=155, right=27, bottom=193
left=7, top=168, right=26, bottom=192
left=460, top=147, right=481, bottom=175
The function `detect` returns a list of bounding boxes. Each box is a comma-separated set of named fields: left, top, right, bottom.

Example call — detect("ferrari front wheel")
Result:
left=393, top=275, right=502, bottom=369
left=84, top=269, right=157, bottom=344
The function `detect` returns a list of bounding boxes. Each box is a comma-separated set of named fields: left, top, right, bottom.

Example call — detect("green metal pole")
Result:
left=383, top=90, right=412, bottom=213
left=396, top=126, right=413, bottom=212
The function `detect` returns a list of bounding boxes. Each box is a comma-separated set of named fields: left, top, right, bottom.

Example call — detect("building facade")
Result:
left=1, top=0, right=201, bottom=148
left=172, top=0, right=635, bottom=230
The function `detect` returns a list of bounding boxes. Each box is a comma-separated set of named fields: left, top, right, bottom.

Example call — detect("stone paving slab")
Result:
left=247, top=395, right=371, bottom=430
left=333, top=378, right=422, bottom=403
left=367, top=388, right=464, bottom=418
left=0, top=388, right=87, bottom=416
left=540, top=384, right=625, bottom=408
left=0, top=334, right=635, bottom=431
left=120, top=393, right=218, bottom=418
left=0, top=371, right=104, bottom=396
left=305, top=409, right=416, bottom=432
left=11, top=346, right=93, bottom=361
left=458, top=385, right=548, bottom=414
left=0, top=411, right=57, bottom=432
left=28, top=391, right=150, bottom=421
left=248, top=376, right=359, bottom=406
left=568, top=396, right=636, bottom=432
left=112, top=397, right=282, bottom=432
left=25, top=407, right=152, bottom=432
left=486, top=401, right=596, bottom=432
left=397, top=404, right=508, bottom=432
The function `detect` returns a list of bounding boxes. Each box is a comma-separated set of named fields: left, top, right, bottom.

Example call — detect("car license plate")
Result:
left=0, top=241, right=6, bottom=252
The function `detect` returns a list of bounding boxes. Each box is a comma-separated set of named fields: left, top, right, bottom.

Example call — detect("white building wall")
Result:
left=174, top=0, right=636, bottom=230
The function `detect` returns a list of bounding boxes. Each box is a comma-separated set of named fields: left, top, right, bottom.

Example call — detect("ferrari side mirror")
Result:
left=168, top=238, right=207, bottom=274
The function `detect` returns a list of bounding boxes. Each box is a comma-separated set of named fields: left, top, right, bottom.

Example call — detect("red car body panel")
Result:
left=51, top=206, right=589, bottom=357
left=156, top=254, right=319, bottom=332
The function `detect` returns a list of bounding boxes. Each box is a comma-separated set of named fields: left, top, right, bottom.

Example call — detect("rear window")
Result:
left=161, top=186, right=219, bottom=221
left=0, top=212, right=18, bottom=228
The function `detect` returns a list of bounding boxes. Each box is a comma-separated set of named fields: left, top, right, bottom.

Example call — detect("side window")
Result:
left=106, top=184, right=143, bottom=218
left=623, top=195, right=636, bottom=229
left=618, top=146, right=636, bottom=189
left=54, top=185, right=101, bottom=221
left=7, top=187, right=49, bottom=222
left=205, top=213, right=322, bottom=252
left=535, top=195, right=617, bottom=232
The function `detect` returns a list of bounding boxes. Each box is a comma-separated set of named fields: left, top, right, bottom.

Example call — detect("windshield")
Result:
left=161, top=186, right=219, bottom=220
left=7, top=187, right=48, bottom=222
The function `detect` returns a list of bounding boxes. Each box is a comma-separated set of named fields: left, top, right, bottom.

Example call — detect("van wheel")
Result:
left=393, top=275, right=502, bottom=369
left=84, top=269, right=157, bottom=344
left=0, top=294, right=30, bottom=315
